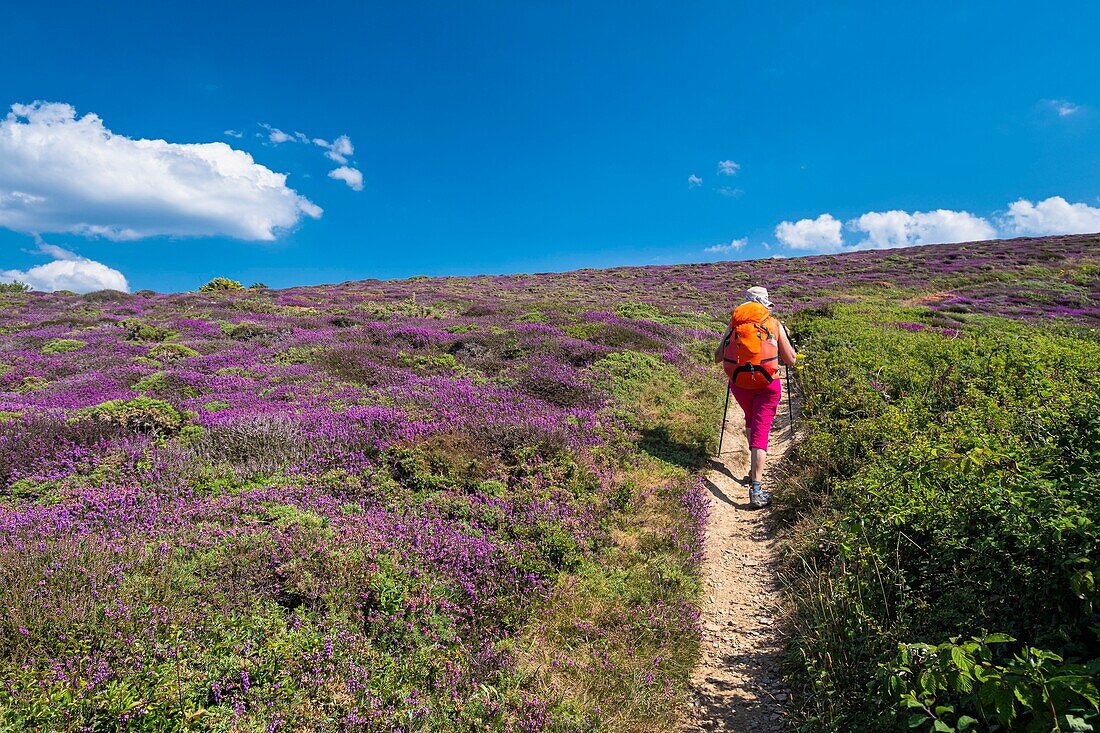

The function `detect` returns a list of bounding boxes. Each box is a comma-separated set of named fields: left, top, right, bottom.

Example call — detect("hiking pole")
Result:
left=785, top=365, right=794, bottom=433
left=717, top=384, right=730, bottom=456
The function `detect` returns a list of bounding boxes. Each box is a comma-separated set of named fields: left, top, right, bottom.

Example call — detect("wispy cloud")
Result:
left=0, top=101, right=321, bottom=241
left=316, top=135, right=354, bottom=164
left=688, top=174, right=703, bottom=188
left=263, top=124, right=363, bottom=191
left=1044, top=99, right=1080, bottom=117
left=716, top=186, right=743, bottom=198
left=223, top=129, right=243, bottom=138
left=262, top=123, right=297, bottom=144
left=704, top=237, right=747, bottom=255
left=717, top=160, right=740, bottom=176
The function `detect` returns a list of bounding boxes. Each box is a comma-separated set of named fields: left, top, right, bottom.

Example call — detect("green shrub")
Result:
left=130, top=371, right=198, bottom=399
left=41, top=338, right=86, bottom=354
left=883, top=635, right=1100, bottom=732
left=516, top=309, right=549, bottom=323
left=177, top=424, right=203, bottom=446
left=781, top=305, right=1100, bottom=731
left=132, top=371, right=168, bottom=393
left=226, top=322, right=272, bottom=340
left=146, top=342, right=199, bottom=362
left=118, top=318, right=176, bottom=342
left=0, top=281, right=30, bottom=293
left=76, top=397, right=184, bottom=435
left=199, top=277, right=243, bottom=292
left=264, top=503, right=329, bottom=531
left=14, top=376, right=48, bottom=393
left=274, top=346, right=321, bottom=365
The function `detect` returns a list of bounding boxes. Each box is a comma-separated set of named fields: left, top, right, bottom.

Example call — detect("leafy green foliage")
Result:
left=41, top=338, right=86, bottom=354
left=886, top=635, right=1100, bottom=732
left=118, top=318, right=177, bottom=342
left=14, top=376, right=48, bottom=393
left=225, top=322, right=273, bottom=340
left=199, top=277, right=243, bottom=292
left=146, top=342, right=199, bottom=362
left=782, top=304, right=1100, bottom=731
left=0, top=281, right=31, bottom=293
left=76, top=397, right=185, bottom=435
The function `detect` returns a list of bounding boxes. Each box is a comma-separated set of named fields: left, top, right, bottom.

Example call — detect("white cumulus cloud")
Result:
left=850, top=209, right=996, bottom=249
left=775, top=214, right=844, bottom=251
left=320, top=135, right=354, bottom=164
left=704, top=237, right=747, bottom=255
left=1004, top=196, right=1100, bottom=236
left=688, top=174, right=703, bottom=188
left=717, top=160, right=740, bottom=176
left=328, top=166, right=364, bottom=191
left=0, top=102, right=322, bottom=241
left=2, top=241, right=129, bottom=293
left=773, top=194, right=1100, bottom=255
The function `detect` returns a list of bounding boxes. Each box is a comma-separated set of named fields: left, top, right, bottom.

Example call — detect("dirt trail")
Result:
left=681, top=382, right=797, bottom=733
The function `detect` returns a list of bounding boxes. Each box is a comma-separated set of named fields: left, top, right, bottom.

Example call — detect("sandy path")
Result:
left=681, top=379, right=797, bottom=732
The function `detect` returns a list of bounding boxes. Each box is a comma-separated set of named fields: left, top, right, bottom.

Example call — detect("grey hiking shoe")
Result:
left=749, top=482, right=771, bottom=508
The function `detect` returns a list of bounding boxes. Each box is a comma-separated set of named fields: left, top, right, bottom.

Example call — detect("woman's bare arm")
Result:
left=777, top=322, right=797, bottom=366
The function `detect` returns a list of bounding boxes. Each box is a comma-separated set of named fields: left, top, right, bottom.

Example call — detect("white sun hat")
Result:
left=746, top=286, right=773, bottom=308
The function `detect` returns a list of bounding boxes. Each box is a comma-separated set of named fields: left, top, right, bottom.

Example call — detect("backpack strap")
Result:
left=729, top=363, right=776, bottom=383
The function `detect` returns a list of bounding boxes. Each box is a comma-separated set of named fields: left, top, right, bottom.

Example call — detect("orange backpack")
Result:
left=722, top=302, right=780, bottom=389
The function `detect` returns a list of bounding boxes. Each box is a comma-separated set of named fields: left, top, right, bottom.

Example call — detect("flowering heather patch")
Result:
left=0, top=234, right=1096, bottom=730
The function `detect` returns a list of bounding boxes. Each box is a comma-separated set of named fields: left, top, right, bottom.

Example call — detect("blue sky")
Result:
left=1, top=1, right=1098, bottom=292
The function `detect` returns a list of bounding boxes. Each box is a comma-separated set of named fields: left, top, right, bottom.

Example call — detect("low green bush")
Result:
left=75, top=397, right=185, bottom=435
left=884, top=635, right=1100, bottom=732
left=118, top=318, right=176, bottom=342
left=225, top=322, right=272, bottom=341
left=147, top=342, right=199, bottom=362
left=781, top=304, right=1100, bottom=731
left=199, top=277, right=243, bottom=292
left=14, top=376, right=48, bottom=393
left=41, top=338, right=86, bottom=354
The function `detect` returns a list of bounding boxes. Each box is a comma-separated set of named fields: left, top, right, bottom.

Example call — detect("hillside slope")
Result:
left=0, top=233, right=1097, bottom=732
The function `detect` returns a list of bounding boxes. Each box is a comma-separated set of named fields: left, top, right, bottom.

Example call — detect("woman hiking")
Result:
left=713, top=286, right=797, bottom=508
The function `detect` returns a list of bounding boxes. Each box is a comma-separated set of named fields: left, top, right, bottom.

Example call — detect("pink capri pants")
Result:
left=731, top=378, right=782, bottom=451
